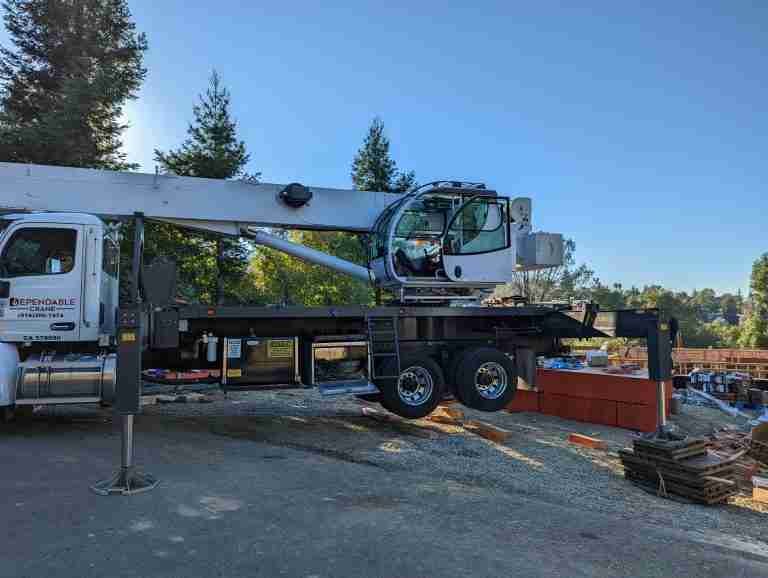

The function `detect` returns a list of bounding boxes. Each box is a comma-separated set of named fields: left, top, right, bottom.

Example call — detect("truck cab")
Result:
left=0, top=212, right=119, bottom=344
left=0, top=213, right=119, bottom=415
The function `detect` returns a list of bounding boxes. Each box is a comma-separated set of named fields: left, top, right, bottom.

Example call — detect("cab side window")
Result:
left=0, top=228, right=78, bottom=277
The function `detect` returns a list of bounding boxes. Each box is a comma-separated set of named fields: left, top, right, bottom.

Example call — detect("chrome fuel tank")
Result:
left=15, top=352, right=116, bottom=404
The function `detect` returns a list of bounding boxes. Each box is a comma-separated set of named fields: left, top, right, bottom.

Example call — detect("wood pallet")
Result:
left=625, top=471, right=737, bottom=505
left=620, top=438, right=737, bottom=505
left=633, top=438, right=708, bottom=461
left=749, top=438, right=768, bottom=465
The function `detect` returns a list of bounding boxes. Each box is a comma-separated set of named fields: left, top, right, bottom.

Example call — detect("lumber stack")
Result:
left=619, top=438, right=738, bottom=505
left=749, top=438, right=768, bottom=465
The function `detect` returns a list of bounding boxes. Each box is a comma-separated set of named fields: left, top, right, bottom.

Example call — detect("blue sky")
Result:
left=9, top=1, right=768, bottom=294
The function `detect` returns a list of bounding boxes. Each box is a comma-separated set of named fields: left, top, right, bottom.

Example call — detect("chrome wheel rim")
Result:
left=397, top=366, right=434, bottom=406
left=475, top=362, right=508, bottom=400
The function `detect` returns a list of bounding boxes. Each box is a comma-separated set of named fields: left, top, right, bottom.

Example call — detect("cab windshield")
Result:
left=391, top=194, right=454, bottom=278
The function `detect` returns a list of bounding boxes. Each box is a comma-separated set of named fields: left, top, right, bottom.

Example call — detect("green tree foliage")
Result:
left=155, top=71, right=249, bottom=179
left=720, top=293, right=742, bottom=325
left=739, top=254, right=768, bottom=348
left=249, top=231, right=373, bottom=306
left=577, top=283, right=748, bottom=347
left=248, top=117, right=418, bottom=306
left=152, top=71, right=254, bottom=304
left=351, top=117, right=416, bottom=193
left=0, top=0, right=147, bottom=169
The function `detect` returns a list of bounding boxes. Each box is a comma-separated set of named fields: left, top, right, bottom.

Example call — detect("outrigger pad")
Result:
left=91, top=466, right=159, bottom=496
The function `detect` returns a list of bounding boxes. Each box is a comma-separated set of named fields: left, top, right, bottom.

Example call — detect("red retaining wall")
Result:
left=507, top=369, right=672, bottom=433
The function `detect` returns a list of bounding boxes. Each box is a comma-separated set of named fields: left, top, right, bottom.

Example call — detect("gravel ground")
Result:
left=35, top=387, right=768, bottom=549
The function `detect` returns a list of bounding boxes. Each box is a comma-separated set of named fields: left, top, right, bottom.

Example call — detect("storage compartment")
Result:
left=311, top=339, right=370, bottom=386
left=222, top=337, right=299, bottom=388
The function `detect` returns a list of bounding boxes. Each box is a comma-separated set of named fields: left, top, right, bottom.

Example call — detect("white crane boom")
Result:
left=0, top=162, right=400, bottom=235
left=0, top=161, right=563, bottom=300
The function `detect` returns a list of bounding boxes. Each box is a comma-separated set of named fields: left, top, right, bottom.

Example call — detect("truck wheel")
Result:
left=455, top=348, right=517, bottom=412
left=376, top=355, right=445, bottom=419
left=439, top=350, right=466, bottom=402
left=15, top=405, right=34, bottom=419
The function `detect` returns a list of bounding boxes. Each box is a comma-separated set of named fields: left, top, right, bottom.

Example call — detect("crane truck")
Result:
left=0, top=162, right=673, bottom=424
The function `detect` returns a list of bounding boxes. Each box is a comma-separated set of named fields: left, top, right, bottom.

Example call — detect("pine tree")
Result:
left=155, top=71, right=249, bottom=179
left=351, top=117, right=417, bottom=192
left=154, top=71, right=255, bottom=304
left=739, top=254, right=768, bottom=348
left=0, top=0, right=147, bottom=169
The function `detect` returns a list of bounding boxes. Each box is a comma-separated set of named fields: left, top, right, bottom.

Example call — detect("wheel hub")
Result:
left=474, top=362, right=508, bottom=400
left=397, top=366, right=434, bottom=406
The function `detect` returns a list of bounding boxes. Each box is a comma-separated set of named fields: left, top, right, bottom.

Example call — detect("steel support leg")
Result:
left=91, top=415, right=158, bottom=495
left=656, top=381, right=667, bottom=428
left=651, top=379, right=682, bottom=440
left=92, top=213, right=158, bottom=495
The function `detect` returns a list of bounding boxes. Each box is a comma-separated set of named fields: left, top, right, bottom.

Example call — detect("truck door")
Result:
left=0, top=223, right=84, bottom=342
left=442, top=196, right=512, bottom=283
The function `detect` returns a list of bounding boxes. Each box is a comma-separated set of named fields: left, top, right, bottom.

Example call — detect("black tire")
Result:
left=442, top=350, right=465, bottom=400
left=455, top=347, right=517, bottom=412
left=376, top=355, right=445, bottom=419
left=15, top=405, right=34, bottom=419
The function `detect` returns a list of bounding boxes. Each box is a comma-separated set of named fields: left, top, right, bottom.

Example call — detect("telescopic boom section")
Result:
left=245, top=228, right=374, bottom=284
left=0, top=162, right=400, bottom=234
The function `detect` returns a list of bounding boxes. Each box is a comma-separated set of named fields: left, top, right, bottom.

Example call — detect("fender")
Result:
left=0, top=342, right=19, bottom=407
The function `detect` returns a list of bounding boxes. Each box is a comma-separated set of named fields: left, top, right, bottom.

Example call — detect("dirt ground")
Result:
left=2, top=390, right=767, bottom=577
left=139, top=389, right=768, bottom=536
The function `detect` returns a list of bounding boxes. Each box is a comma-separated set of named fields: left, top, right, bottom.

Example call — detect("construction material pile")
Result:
left=620, top=437, right=739, bottom=505
left=749, top=437, right=768, bottom=465
left=707, top=428, right=768, bottom=492
left=686, top=370, right=768, bottom=409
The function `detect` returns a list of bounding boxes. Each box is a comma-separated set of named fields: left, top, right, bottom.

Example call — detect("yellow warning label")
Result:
left=268, top=339, right=294, bottom=359
left=226, top=368, right=242, bottom=378
left=660, top=323, right=669, bottom=331
left=121, top=331, right=136, bottom=342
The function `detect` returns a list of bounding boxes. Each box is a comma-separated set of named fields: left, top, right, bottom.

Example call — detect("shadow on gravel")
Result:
left=205, top=415, right=444, bottom=470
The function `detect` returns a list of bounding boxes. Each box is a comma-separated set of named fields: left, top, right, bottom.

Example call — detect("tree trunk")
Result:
left=215, top=238, right=224, bottom=305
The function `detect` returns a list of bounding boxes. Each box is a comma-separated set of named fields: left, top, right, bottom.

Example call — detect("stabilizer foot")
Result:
left=91, top=466, right=158, bottom=496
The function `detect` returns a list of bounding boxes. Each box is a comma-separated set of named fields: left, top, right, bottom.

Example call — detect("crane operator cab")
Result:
left=368, top=181, right=564, bottom=302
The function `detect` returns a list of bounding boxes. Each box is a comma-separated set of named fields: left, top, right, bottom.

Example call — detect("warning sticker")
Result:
left=268, top=339, right=294, bottom=359
left=226, top=368, right=242, bottom=378
left=227, top=339, right=242, bottom=359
